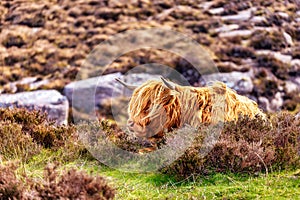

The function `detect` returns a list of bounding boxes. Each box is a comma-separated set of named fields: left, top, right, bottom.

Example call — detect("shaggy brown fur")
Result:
left=127, top=79, right=266, bottom=139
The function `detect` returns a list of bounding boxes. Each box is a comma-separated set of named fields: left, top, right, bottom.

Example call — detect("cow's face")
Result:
left=127, top=115, right=165, bottom=138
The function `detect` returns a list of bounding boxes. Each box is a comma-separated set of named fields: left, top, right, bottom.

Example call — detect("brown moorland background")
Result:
left=0, top=0, right=299, bottom=113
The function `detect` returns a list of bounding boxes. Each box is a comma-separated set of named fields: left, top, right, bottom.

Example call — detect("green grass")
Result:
left=23, top=155, right=300, bottom=200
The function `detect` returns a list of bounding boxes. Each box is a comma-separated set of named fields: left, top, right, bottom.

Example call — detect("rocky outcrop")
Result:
left=0, top=90, right=69, bottom=125
left=64, top=73, right=161, bottom=113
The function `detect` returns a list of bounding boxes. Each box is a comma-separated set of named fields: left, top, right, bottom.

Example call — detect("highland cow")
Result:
left=116, top=77, right=266, bottom=139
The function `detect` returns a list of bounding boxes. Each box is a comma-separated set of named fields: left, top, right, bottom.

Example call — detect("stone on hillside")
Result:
left=199, top=2, right=214, bottom=10
left=291, top=59, right=300, bottom=70
left=221, top=8, right=256, bottom=22
left=201, top=71, right=254, bottom=94
left=283, top=31, right=293, bottom=46
left=285, top=80, right=299, bottom=94
left=0, top=90, right=69, bottom=125
left=213, top=24, right=239, bottom=33
left=250, top=16, right=267, bottom=23
left=208, top=7, right=224, bottom=15
left=270, top=92, right=284, bottom=111
left=219, top=30, right=253, bottom=38
left=277, top=12, right=289, bottom=19
left=258, top=97, right=271, bottom=112
left=64, top=73, right=161, bottom=114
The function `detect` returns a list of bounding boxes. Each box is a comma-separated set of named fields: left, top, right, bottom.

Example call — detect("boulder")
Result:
left=64, top=73, right=161, bottom=113
left=270, top=92, right=284, bottom=111
left=208, top=7, right=224, bottom=15
left=0, top=90, right=69, bottom=125
left=219, top=30, right=253, bottom=38
left=213, top=24, right=239, bottom=34
left=221, top=8, right=256, bottom=22
left=283, top=31, right=293, bottom=46
left=285, top=80, right=299, bottom=94
left=250, top=16, right=267, bottom=23
left=258, top=97, right=271, bottom=112
left=201, top=71, right=254, bottom=94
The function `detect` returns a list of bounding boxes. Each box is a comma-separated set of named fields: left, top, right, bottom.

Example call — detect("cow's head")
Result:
left=116, top=77, right=183, bottom=138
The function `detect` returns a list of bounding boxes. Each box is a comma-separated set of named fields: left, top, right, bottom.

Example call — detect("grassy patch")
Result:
left=22, top=159, right=300, bottom=200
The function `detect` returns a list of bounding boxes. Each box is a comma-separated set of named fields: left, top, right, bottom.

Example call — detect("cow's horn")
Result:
left=115, top=78, right=137, bottom=90
left=161, top=77, right=176, bottom=90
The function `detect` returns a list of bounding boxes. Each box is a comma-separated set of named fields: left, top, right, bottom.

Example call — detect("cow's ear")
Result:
left=161, top=77, right=177, bottom=91
left=115, top=78, right=137, bottom=90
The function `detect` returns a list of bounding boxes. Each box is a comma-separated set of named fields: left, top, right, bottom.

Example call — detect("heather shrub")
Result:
left=0, top=108, right=48, bottom=126
left=161, top=112, right=300, bottom=179
left=79, top=120, right=147, bottom=154
left=34, top=164, right=115, bottom=200
left=0, top=108, right=75, bottom=149
left=0, top=108, right=89, bottom=162
left=0, top=162, right=25, bottom=200
left=0, top=121, right=41, bottom=161
left=0, top=162, right=115, bottom=200
left=272, top=112, right=300, bottom=168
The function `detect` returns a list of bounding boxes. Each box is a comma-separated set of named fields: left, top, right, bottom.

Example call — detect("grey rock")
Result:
left=208, top=7, right=224, bottom=15
left=258, top=97, right=271, bottom=112
left=201, top=71, right=254, bottom=94
left=199, top=1, right=214, bottom=10
left=219, top=30, right=253, bottom=38
left=221, top=8, right=256, bottom=22
left=250, top=16, right=267, bottom=23
left=253, top=27, right=278, bottom=32
left=64, top=73, right=161, bottom=114
left=283, top=31, right=293, bottom=46
left=277, top=12, right=289, bottom=19
left=213, top=24, right=239, bottom=34
left=285, top=81, right=300, bottom=94
left=270, top=92, right=284, bottom=112
left=291, top=59, right=300, bottom=68
left=0, top=90, right=69, bottom=125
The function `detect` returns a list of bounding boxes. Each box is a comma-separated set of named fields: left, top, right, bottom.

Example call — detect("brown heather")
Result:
left=0, top=162, right=115, bottom=200
left=34, top=164, right=115, bottom=200
left=0, top=162, right=25, bottom=200
left=0, top=108, right=89, bottom=163
left=0, top=108, right=74, bottom=148
left=160, top=112, right=300, bottom=179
